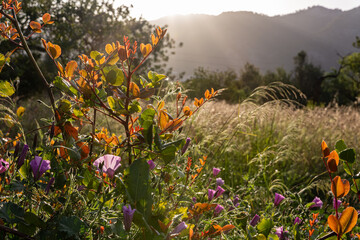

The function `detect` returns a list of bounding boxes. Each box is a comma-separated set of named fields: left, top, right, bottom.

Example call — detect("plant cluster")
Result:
left=0, top=1, right=359, bottom=239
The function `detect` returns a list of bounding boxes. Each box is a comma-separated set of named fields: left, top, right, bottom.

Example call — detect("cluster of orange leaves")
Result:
left=321, top=141, right=358, bottom=238
left=308, top=213, right=319, bottom=238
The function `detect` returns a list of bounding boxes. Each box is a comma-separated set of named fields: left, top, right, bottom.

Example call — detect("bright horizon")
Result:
left=115, top=0, right=360, bottom=20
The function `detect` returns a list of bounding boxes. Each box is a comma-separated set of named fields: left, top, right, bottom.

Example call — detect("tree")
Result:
left=292, top=51, right=324, bottom=103
left=0, top=0, right=177, bottom=96
left=239, top=62, right=263, bottom=93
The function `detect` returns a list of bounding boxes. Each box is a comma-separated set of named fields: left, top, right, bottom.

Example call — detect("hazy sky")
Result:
left=115, top=0, right=360, bottom=20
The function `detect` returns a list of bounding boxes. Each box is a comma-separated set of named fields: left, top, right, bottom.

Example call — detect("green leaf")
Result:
left=24, top=212, right=45, bottom=228
left=268, top=233, right=280, bottom=240
left=343, top=162, right=353, bottom=176
left=0, top=202, right=24, bottom=224
left=105, top=68, right=124, bottom=86
left=107, top=96, right=116, bottom=111
left=256, top=218, right=274, bottom=237
left=53, top=76, right=77, bottom=96
left=90, top=51, right=103, bottom=62
left=58, top=216, right=86, bottom=239
left=0, top=53, right=6, bottom=66
left=129, top=101, right=142, bottom=114
left=0, top=81, right=15, bottom=97
left=339, top=148, right=356, bottom=163
left=335, top=140, right=347, bottom=153
left=125, top=159, right=152, bottom=221
left=160, top=145, right=177, bottom=164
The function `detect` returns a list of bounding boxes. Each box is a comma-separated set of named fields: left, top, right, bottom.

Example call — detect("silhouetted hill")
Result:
left=151, top=6, right=360, bottom=78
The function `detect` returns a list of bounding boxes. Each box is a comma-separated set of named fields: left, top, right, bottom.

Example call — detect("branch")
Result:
left=0, top=224, right=34, bottom=240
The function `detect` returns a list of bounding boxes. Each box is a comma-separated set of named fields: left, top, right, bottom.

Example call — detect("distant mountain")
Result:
left=151, top=6, right=360, bottom=78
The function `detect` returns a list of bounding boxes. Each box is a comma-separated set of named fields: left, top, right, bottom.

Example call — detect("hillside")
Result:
left=151, top=6, right=360, bottom=78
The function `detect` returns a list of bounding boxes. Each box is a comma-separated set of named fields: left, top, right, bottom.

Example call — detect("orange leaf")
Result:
left=327, top=158, right=338, bottom=173
left=140, top=43, right=152, bottom=57
left=130, top=82, right=140, bottom=98
left=42, top=13, right=54, bottom=24
left=339, top=207, right=358, bottom=234
left=157, top=101, right=165, bottom=111
left=204, top=89, right=210, bottom=99
left=322, top=140, right=330, bottom=157
left=48, top=43, right=61, bottom=59
left=151, top=33, right=159, bottom=46
left=105, top=44, right=114, bottom=54
left=29, top=21, right=41, bottom=33
left=64, top=122, right=79, bottom=141
left=221, top=225, right=235, bottom=232
left=183, top=106, right=192, bottom=116
left=328, top=150, right=339, bottom=165
left=331, top=176, right=350, bottom=198
left=65, top=60, right=78, bottom=79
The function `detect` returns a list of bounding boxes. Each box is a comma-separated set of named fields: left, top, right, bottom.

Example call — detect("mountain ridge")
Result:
left=150, top=6, right=360, bottom=78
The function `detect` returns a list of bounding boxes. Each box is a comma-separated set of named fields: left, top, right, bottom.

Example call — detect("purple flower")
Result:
left=123, top=204, right=136, bottom=232
left=30, top=156, right=51, bottom=181
left=216, top=177, right=224, bottom=186
left=208, top=188, right=216, bottom=201
left=0, top=159, right=9, bottom=174
left=17, top=144, right=29, bottom=168
left=45, top=177, right=55, bottom=194
left=214, top=204, right=224, bottom=216
left=310, top=197, right=323, bottom=209
left=294, top=217, right=302, bottom=225
left=215, top=186, right=225, bottom=198
left=250, top=214, right=260, bottom=226
left=213, top=167, right=221, bottom=177
left=181, top=138, right=191, bottom=155
left=147, top=160, right=155, bottom=170
left=192, top=197, right=197, bottom=203
left=274, top=193, right=285, bottom=206
left=171, top=222, right=188, bottom=235
left=275, top=226, right=289, bottom=240
left=93, top=154, right=121, bottom=178
left=333, top=198, right=341, bottom=209
left=233, top=195, right=240, bottom=207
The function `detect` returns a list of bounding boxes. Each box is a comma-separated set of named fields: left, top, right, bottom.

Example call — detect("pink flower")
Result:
left=213, top=167, right=221, bottom=176
left=274, top=193, right=285, bottom=206
left=208, top=189, right=216, bottom=201
left=250, top=214, right=260, bottom=226
left=0, top=159, right=9, bottom=173
left=171, top=222, right=188, bottom=236
left=147, top=160, right=155, bottom=170
left=216, top=177, right=224, bottom=186
left=215, top=186, right=225, bottom=198
left=93, top=154, right=121, bottom=178
left=30, top=156, right=51, bottom=181
left=214, top=204, right=224, bottom=216
left=309, top=197, right=323, bottom=209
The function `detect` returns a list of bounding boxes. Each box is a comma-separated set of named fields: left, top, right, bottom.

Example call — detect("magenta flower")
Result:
left=294, top=217, right=302, bottom=225
left=181, top=138, right=191, bottom=155
left=309, top=197, right=323, bottom=209
left=274, top=193, right=285, bottom=206
left=17, top=144, right=29, bottom=168
left=213, top=167, right=221, bottom=177
left=147, top=160, right=155, bottom=170
left=233, top=195, right=240, bottom=207
left=171, top=222, right=188, bottom=236
left=208, top=189, right=216, bottom=201
left=250, top=214, right=260, bottom=226
left=93, top=154, right=121, bottom=178
left=216, top=177, right=224, bottom=186
left=275, top=226, right=289, bottom=240
left=333, top=198, right=341, bottom=209
left=0, top=159, right=9, bottom=174
left=214, top=204, right=224, bottom=216
left=192, top=197, right=197, bottom=203
left=123, top=204, right=136, bottom=232
left=30, top=156, right=51, bottom=181
left=215, top=186, right=225, bottom=198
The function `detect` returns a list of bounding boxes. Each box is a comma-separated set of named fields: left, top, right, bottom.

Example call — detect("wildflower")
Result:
left=147, top=160, right=155, bottom=170
left=0, top=159, right=9, bottom=174
left=17, top=144, right=29, bottom=168
left=214, top=204, right=224, bottom=216
left=309, top=197, right=323, bottom=209
left=208, top=189, right=216, bottom=201
left=181, top=137, right=191, bottom=155
left=123, top=204, right=136, bottom=232
left=213, top=167, right=220, bottom=176
left=233, top=195, right=240, bottom=207
left=216, top=177, right=224, bottom=186
left=30, top=156, right=51, bottom=181
left=275, top=226, right=289, bottom=240
left=294, top=217, right=302, bottom=225
left=274, top=193, right=285, bottom=206
left=100, top=226, right=104, bottom=234
left=215, top=186, right=225, bottom=198
left=192, top=197, right=196, bottom=203
left=93, top=154, right=121, bottom=179
left=333, top=198, right=341, bottom=209
left=45, top=177, right=55, bottom=194
left=250, top=214, right=260, bottom=226
left=171, top=222, right=188, bottom=235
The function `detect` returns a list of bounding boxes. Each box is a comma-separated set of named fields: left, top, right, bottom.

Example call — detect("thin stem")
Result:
left=9, top=9, right=57, bottom=116
left=90, top=109, right=97, bottom=156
